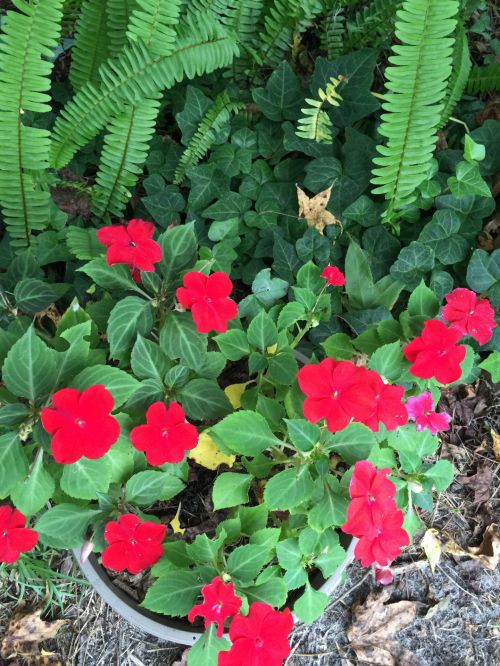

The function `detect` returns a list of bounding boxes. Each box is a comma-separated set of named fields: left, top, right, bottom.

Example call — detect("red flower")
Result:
left=188, top=576, right=242, bottom=637
left=321, top=265, right=345, bottom=286
left=0, top=506, right=38, bottom=564
left=297, top=358, right=375, bottom=432
left=362, top=371, right=408, bottom=432
left=342, top=461, right=396, bottom=540
left=176, top=271, right=238, bottom=334
left=353, top=507, right=409, bottom=567
left=102, top=514, right=166, bottom=574
left=374, top=564, right=394, bottom=585
left=403, top=319, right=466, bottom=384
left=41, top=385, right=120, bottom=464
left=96, top=219, right=162, bottom=281
left=130, top=402, right=198, bottom=465
left=442, top=288, right=496, bottom=345
left=219, top=602, right=294, bottom=666
left=406, top=391, right=451, bottom=435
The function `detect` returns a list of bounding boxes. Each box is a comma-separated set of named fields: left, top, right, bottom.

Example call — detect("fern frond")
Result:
left=258, top=0, right=303, bottom=68
left=0, top=0, right=64, bottom=249
left=371, top=0, right=458, bottom=221
left=296, top=75, right=344, bottom=143
left=439, top=22, right=471, bottom=129
left=174, top=91, right=243, bottom=184
left=321, top=6, right=345, bottom=59
left=69, top=0, right=109, bottom=90
left=92, top=96, right=161, bottom=220
left=61, top=0, right=83, bottom=35
left=50, top=15, right=239, bottom=169
left=127, top=0, right=182, bottom=56
left=344, top=0, right=400, bottom=51
left=466, top=62, right=500, bottom=94
left=106, top=0, right=139, bottom=56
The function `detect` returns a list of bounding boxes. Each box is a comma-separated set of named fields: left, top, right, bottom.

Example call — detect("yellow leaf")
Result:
left=170, top=504, right=185, bottom=536
left=189, top=431, right=235, bottom=470
left=296, top=184, right=341, bottom=234
left=491, top=430, right=500, bottom=462
left=224, top=383, right=247, bottom=409
left=266, top=344, right=278, bottom=355
left=421, top=528, right=442, bottom=574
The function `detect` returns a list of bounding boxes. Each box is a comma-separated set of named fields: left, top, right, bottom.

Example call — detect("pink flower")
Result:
left=374, top=564, right=394, bottom=585
left=321, top=265, right=345, bottom=286
left=406, top=391, right=451, bottom=435
left=188, top=576, right=242, bottom=637
left=442, top=288, right=496, bottom=345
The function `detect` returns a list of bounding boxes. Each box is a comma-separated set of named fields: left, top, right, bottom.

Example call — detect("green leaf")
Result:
left=267, top=352, right=299, bottom=385
left=158, top=222, right=198, bottom=288
left=79, top=258, right=139, bottom=292
left=479, top=352, right=500, bottom=383
left=324, top=423, right=376, bottom=465
left=243, top=578, right=288, bottom=607
left=390, top=241, right=435, bottom=290
left=277, top=302, right=306, bottom=330
left=210, top=411, right=281, bottom=457
left=252, top=61, right=303, bottom=121
left=448, top=161, right=491, bottom=198
left=131, top=335, right=170, bottom=382
left=213, top=473, right=252, bottom=510
left=238, top=505, right=268, bottom=535
left=294, top=582, right=328, bottom=624
left=368, top=342, right=404, bottom=382
left=180, top=379, right=232, bottom=420
left=160, top=312, right=207, bottom=370
left=467, top=249, right=499, bottom=293
left=388, top=425, right=438, bottom=473
left=125, top=470, right=184, bottom=505
left=214, top=329, right=250, bottom=361
left=226, top=544, right=271, bottom=582
left=345, top=242, right=374, bottom=309
left=60, top=457, right=112, bottom=500
left=321, top=333, right=355, bottom=360
left=0, top=432, right=28, bottom=498
left=187, top=625, right=230, bottom=666
left=71, top=365, right=140, bottom=408
left=11, top=450, right=54, bottom=517
left=308, top=477, right=348, bottom=531
left=2, top=327, right=57, bottom=402
left=107, top=296, right=154, bottom=359
left=264, top=466, right=315, bottom=510
left=143, top=185, right=185, bottom=227
left=14, top=279, right=68, bottom=314
left=408, top=281, right=440, bottom=319
left=423, top=460, right=454, bottom=492
left=419, top=210, right=469, bottom=266
left=247, top=311, right=278, bottom=352
left=36, top=504, right=102, bottom=549
left=142, top=570, right=202, bottom=616
left=252, top=269, right=288, bottom=307
left=464, top=135, right=485, bottom=163
left=285, top=419, right=320, bottom=453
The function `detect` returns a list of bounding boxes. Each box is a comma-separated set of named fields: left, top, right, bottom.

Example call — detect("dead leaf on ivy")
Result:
left=457, top=461, right=494, bottom=504
left=0, top=603, right=68, bottom=665
left=296, top=184, right=341, bottom=234
left=491, top=430, right=500, bottom=462
left=347, top=587, right=423, bottom=666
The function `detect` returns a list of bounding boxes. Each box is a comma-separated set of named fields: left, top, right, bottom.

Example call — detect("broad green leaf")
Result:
left=60, top=457, right=112, bottom=500
left=408, top=281, right=440, bottom=319
left=107, top=296, right=154, bottom=359
left=267, top=352, right=298, bottom=385
left=277, top=302, right=306, bottom=330
left=71, top=365, right=140, bottom=408
left=322, top=333, right=355, bottom=360
left=213, top=473, right=252, bottom=510
left=11, top=450, right=55, bottom=516
left=238, top=505, right=268, bottom=535
left=423, top=460, right=454, bottom=492
left=479, top=352, right=500, bottom=383
left=448, top=161, right=491, bottom=198
left=160, top=312, right=207, bottom=370
left=36, top=504, right=102, bottom=549
left=345, top=242, right=374, bottom=309
left=214, top=329, right=249, bottom=361
left=368, top=342, right=404, bottom=382
left=263, top=466, right=315, bottom=510
left=308, top=477, right=348, bottom=531
left=180, top=379, right=232, bottom=420
left=0, top=432, right=28, bottom=498
left=247, top=310, right=278, bottom=352
left=79, top=258, right=140, bottom=292
left=131, top=335, right=170, bottom=382
left=14, top=279, right=68, bottom=314
left=158, top=222, right=198, bottom=288
left=210, top=411, right=281, bottom=457
left=294, top=582, right=328, bottom=624
left=125, top=471, right=184, bottom=505
left=2, top=327, right=57, bottom=402
left=285, top=419, right=320, bottom=452
left=243, top=578, right=288, bottom=607
left=388, top=425, right=438, bottom=472
left=276, top=538, right=302, bottom=570
left=324, top=423, right=376, bottom=464
left=252, top=61, right=303, bottom=121
left=142, top=570, right=202, bottom=616
left=252, top=268, right=288, bottom=307
left=188, top=625, right=230, bottom=666
left=226, top=544, right=271, bottom=582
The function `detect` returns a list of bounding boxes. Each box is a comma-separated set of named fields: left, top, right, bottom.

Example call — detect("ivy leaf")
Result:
left=252, top=61, right=303, bottom=121
left=390, top=241, right=435, bottom=290
left=448, top=161, right=491, bottom=198
left=419, top=210, right=469, bottom=265
left=252, top=268, right=288, bottom=307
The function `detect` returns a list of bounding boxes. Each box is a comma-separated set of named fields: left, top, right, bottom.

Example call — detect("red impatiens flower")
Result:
left=297, top=358, right=376, bottom=432
left=442, top=288, right=496, bottom=345
left=96, top=219, right=162, bottom=282
left=406, top=391, right=451, bottom=435
left=188, top=576, right=242, bottom=637
left=102, top=514, right=166, bottom=574
left=342, top=461, right=396, bottom=540
left=353, top=507, right=410, bottom=567
left=219, top=602, right=294, bottom=666
left=130, top=402, right=198, bottom=465
left=176, top=271, right=238, bottom=334
left=321, top=265, right=346, bottom=286
left=362, top=371, right=408, bottom=432
left=0, top=506, right=38, bottom=564
left=41, top=385, right=120, bottom=464
left=403, top=319, right=466, bottom=384
left=374, top=564, right=394, bottom=585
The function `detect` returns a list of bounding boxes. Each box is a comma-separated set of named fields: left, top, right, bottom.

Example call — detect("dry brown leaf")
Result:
left=443, top=523, right=500, bottom=571
left=0, top=604, right=68, bottom=664
left=457, top=462, right=494, bottom=504
left=296, top=184, right=341, bottom=234
left=491, top=430, right=500, bottom=462
left=421, top=528, right=442, bottom=573
left=347, top=587, right=423, bottom=666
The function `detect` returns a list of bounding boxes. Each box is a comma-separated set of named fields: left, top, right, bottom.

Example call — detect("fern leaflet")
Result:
left=106, top=0, right=139, bottom=56
left=322, top=6, right=345, bottom=59
left=0, top=0, right=64, bottom=248
left=127, top=0, right=182, bottom=56
left=439, top=22, right=471, bottom=129
left=69, top=0, right=110, bottom=90
left=296, top=75, right=344, bottom=144
left=466, top=62, right=500, bottom=94
left=371, top=0, right=458, bottom=221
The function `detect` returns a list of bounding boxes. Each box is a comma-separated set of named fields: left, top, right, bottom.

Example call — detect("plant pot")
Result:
left=73, top=537, right=357, bottom=646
